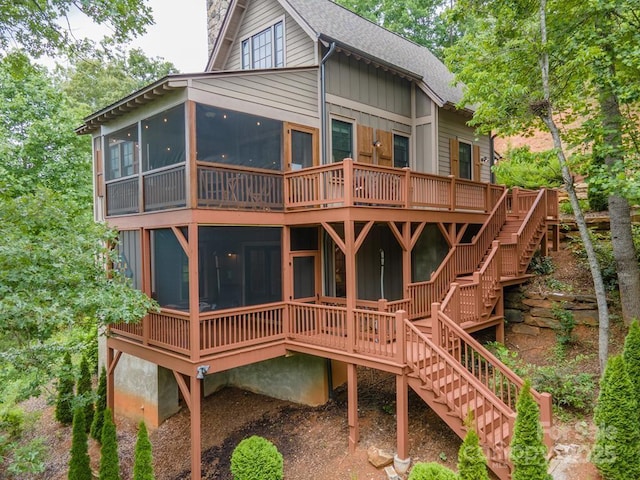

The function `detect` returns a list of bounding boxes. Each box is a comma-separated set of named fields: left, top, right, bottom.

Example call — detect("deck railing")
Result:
left=143, top=165, right=187, bottom=211
left=106, top=177, right=139, bottom=216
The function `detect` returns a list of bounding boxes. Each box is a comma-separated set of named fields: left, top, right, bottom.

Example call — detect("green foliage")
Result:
left=586, top=154, right=608, bottom=212
left=99, top=409, right=121, bottom=480
left=55, top=352, right=75, bottom=425
left=133, top=421, right=154, bottom=480
left=91, top=367, right=108, bottom=443
left=494, top=147, right=563, bottom=189
left=552, top=303, right=575, bottom=354
left=76, top=356, right=94, bottom=433
left=0, top=1, right=153, bottom=58
left=68, top=407, right=91, bottom=480
left=408, top=462, right=459, bottom=480
left=591, top=355, right=640, bottom=479
left=230, top=435, right=283, bottom=480
left=457, top=427, right=489, bottom=480
left=510, top=380, right=552, bottom=480
left=623, top=320, right=640, bottom=414
left=5, top=437, right=47, bottom=477
left=528, top=251, right=554, bottom=276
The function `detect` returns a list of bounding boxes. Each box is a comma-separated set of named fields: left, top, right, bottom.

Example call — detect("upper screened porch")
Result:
left=98, top=100, right=503, bottom=218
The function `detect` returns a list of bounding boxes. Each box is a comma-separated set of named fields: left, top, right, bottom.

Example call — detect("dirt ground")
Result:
left=20, top=244, right=627, bottom=480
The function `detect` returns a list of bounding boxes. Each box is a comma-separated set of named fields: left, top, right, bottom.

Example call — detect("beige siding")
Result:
left=328, top=103, right=411, bottom=134
left=223, top=0, right=315, bottom=70
left=191, top=70, right=319, bottom=123
left=326, top=54, right=412, bottom=117
left=416, top=89, right=432, bottom=117
left=414, top=123, right=433, bottom=174
left=437, top=109, right=491, bottom=182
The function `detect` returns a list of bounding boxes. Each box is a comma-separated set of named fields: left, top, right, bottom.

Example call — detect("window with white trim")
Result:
left=331, top=118, right=354, bottom=162
left=393, top=134, right=410, bottom=168
left=241, top=21, right=285, bottom=69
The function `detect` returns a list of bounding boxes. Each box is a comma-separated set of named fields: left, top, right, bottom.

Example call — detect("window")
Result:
left=459, top=140, right=472, bottom=179
left=141, top=105, right=186, bottom=172
left=241, top=21, right=285, bottom=69
left=151, top=228, right=189, bottom=310
left=116, top=230, right=142, bottom=290
left=196, top=104, right=282, bottom=170
left=393, top=134, right=409, bottom=168
left=331, top=119, right=353, bottom=162
left=105, top=125, right=138, bottom=180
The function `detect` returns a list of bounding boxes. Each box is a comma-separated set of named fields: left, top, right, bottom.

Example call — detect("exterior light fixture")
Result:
left=373, top=140, right=382, bottom=148
left=196, top=365, right=210, bottom=380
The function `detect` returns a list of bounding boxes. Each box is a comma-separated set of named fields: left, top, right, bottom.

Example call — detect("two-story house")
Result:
left=77, top=1, right=559, bottom=478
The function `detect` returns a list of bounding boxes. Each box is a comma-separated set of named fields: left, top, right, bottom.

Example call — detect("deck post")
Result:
left=403, top=167, right=411, bottom=208
left=396, top=310, right=407, bottom=364
left=106, top=346, right=115, bottom=413
left=395, top=373, right=409, bottom=461
left=344, top=158, right=354, bottom=207
left=345, top=220, right=356, bottom=353
left=431, top=302, right=441, bottom=347
left=190, top=373, right=202, bottom=480
left=449, top=175, right=456, bottom=211
left=188, top=223, right=200, bottom=362
left=347, top=363, right=359, bottom=452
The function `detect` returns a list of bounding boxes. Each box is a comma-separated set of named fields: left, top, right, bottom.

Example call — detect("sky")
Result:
left=64, top=0, right=209, bottom=73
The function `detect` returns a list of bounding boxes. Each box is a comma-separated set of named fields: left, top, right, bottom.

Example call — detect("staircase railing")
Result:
left=502, top=189, right=548, bottom=276
left=405, top=320, right=516, bottom=467
left=408, top=190, right=509, bottom=319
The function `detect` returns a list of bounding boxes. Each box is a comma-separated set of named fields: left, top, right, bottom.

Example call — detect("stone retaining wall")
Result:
left=504, top=287, right=598, bottom=335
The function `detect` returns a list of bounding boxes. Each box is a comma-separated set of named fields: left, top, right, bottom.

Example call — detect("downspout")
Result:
left=320, top=42, right=337, bottom=164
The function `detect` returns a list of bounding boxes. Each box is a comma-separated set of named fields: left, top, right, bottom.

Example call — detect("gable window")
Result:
left=105, top=125, right=138, bottom=180
left=459, top=140, right=472, bottom=179
left=331, top=119, right=353, bottom=162
left=393, top=134, right=410, bottom=168
left=241, top=21, right=285, bottom=69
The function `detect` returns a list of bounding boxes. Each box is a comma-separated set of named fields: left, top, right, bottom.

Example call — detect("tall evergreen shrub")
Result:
left=407, top=462, right=458, bottom=480
left=91, top=366, right=107, bottom=442
left=68, top=407, right=91, bottom=480
left=99, top=408, right=121, bottom=480
left=55, top=351, right=75, bottom=425
left=623, top=320, right=640, bottom=409
left=76, top=355, right=94, bottom=432
left=133, top=421, right=154, bottom=480
left=591, top=355, right=640, bottom=480
left=457, top=426, right=489, bottom=480
left=230, top=435, right=283, bottom=480
left=509, top=380, right=552, bottom=480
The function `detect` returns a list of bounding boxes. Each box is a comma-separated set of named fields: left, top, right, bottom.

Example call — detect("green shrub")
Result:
left=5, top=437, right=46, bottom=477
left=623, top=320, right=640, bottom=414
left=91, top=366, right=107, bottom=442
left=133, top=421, right=154, bottom=480
left=510, top=380, right=552, bottom=480
left=230, top=435, right=283, bottom=480
left=551, top=303, right=575, bottom=354
left=68, top=407, right=91, bottom=480
left=0, top=406, right=25, bottom=439
left=55, top=351, right=75, bottom=425
left=530, top=364, right=595, bottom=412
left=457, top=426, right=489, bottom=480
left=76, top=355, right=94, bottom=433
left=99, top=409, right=121, bottom=480
left=591, top=355, right=640, bottom=479
left=408, top=462, right=458, bottom=480
left=528, top=252, right=554, bottom=276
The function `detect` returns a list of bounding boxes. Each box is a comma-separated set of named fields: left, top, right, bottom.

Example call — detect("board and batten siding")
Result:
left=437, top=109, right=490, bottom=182
left=325, top=54, right=412, bottom=117
left=190, top=69, right=319, bottom=125
left=223, top=0, right=315, bottom=71
left=327, top=103, right=411, bottom=135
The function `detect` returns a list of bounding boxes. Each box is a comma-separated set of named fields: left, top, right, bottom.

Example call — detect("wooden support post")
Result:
left=282, top=226, right=292, bottom=337
left=540, top=230, right=549, bottom=257
left=345, top=220, right=356, bottom=353
left=188, top=223, right=200, bottom=362
left=431, top=302, right=441, bottom=347
left=449, top=175, right=456, bottom=211
left=402, top=222, right=411, bottom=299
left=396, top=310, right=407, bottom=364
left=347, top=363, right=359, bottom=452
left=403, top=167, right=411, bottom=208
left=344, top=158, right=354, bottom=206
left=190, top=374, right=202, bottom=480
left=106, top=346, right=115, bottom=413
left=396, top=373, right=409, bottom=461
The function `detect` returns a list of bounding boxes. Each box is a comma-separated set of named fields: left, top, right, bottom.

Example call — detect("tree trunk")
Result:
left=538, top=0, right=609, bottom=372
left=599, top=83, right=640, bottom=325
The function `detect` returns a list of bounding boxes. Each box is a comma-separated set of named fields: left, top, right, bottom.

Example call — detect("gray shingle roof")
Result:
left=283, top=0, right=464, bottom=107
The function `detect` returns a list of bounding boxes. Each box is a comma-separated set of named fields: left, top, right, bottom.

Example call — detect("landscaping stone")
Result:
left=367, top=446, right=394, bottom=468
left=505, top=308, right=524, bottom=324
left=572, top=310, right=599, bottom=327
left=522, top=298, right=555, bottom=309
left=512, top=324, right=541, bottom=336
left=523, top=290, right=545, bottom=300
left=530, top=307, right=556, bottom=319
left=384, top=465, right=400, bottom=480
left=547, top=293, right=576, bottom=303
left=524, top=315, right=560, bottom=329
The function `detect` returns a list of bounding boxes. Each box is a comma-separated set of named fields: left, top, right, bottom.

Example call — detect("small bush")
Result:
left=6, top=437, right=46, bottom=477
left=408, top=462, right=458, bottom=480
left=230, top=436, right=283, bottom=480
left=55, top=352, right=75, bottom=425
left=68, top=407, right=91, bottom=480
left=76, top=355, right=94, bottom=433
left=133, top=421, right=154, bottom=480
left=552, top=303, right=575, bottom=354
left=528, top=252, right=554, bottom=276
left=623, top=320, right=640, bottom=414
left=91, top=366, right=107, bottom=442
left=99, top=409, right=121, bottom=480
left=457, top=425, right=489, bottom=480
left=530, top=364, right=595, bottom=412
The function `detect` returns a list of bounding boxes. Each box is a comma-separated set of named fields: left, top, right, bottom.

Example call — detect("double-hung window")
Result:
left=393, top=134, right=410, bottom=168
left=459, top=140, right=472, bottom=179
left=331, top=119, right=353, bottom=162
left=241, top=21, right=284, bottom=69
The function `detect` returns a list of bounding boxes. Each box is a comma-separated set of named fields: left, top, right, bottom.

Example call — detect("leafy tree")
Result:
left=457, top=424, right=489, bottom=480
left=55, top=352, right=75, bottom=425
left=133, top=421, right=155, bottom=480
left=509, top=380, right=551, bottom=480
left=76, top=355, right=94, bottom=433
left=493, top=146, right=562, bottom=189
left=91, top=366, right=108, bottom=442
left=408, top=462, right=458, bottom=480
left=334, top=0, right=454, bottom=59
left=623, top=321, right=640, bottom=419
left=0, top=1, right=153, bottom=58
left=446, top=0, right=613, bottom=370
left=68, top=407, right=92, bottom=480
left=591, top=355, right=640, bottom=479
left=230, top=436, right=283, bottom=480
left=99, top=409, right=121, bottom=480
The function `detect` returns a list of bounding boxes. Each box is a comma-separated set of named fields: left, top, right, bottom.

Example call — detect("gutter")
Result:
left=320, top=41, right=336, bottom=164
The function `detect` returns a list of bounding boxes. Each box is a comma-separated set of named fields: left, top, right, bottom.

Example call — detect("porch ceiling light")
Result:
left=196, top=365, right=210, bottom=380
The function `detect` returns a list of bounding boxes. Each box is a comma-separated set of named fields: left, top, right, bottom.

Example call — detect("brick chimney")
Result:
left=207, top=0, right=231, bottom=58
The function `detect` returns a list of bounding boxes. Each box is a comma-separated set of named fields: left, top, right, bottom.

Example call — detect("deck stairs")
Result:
left=405, top=189, right=553, bottom=480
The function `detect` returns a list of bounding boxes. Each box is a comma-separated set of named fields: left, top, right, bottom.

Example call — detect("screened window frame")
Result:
left=392, top=132, right=410, bottom=169
left=240, top=18, right=286, bottom=70
left=458, top=139, right=473, bottom=180
left=330, top=116, right=355, bottom=163
left=104, top=124, right=140, bottom=181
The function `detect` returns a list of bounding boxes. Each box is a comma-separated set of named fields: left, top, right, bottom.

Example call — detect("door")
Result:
left=285, top=123, right=319, bottom=171
left=291, top=253, right=318, bottom=302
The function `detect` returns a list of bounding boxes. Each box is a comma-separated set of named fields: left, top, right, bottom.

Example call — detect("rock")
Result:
left=572, top=310, right=599, bottom=326
left=505, top=309, right=524, bottom=324
left=512, top=324, right=541, bottom=336
left=524, top=314, right=561, bottom=329
left=522, top=298, right=555, bottom=309
left=530, top=307, right=556, bottom=319
left=384, top=465, right=400, bottom=480
left=367, top=446, right=394, bottom=468
left=524, top=290, right=545, bottom=300
left=504, top=290, right=524, bottom=309
left=574, top=294, right=597, bottom=303
left=547, top=293, right=576, bottom=303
